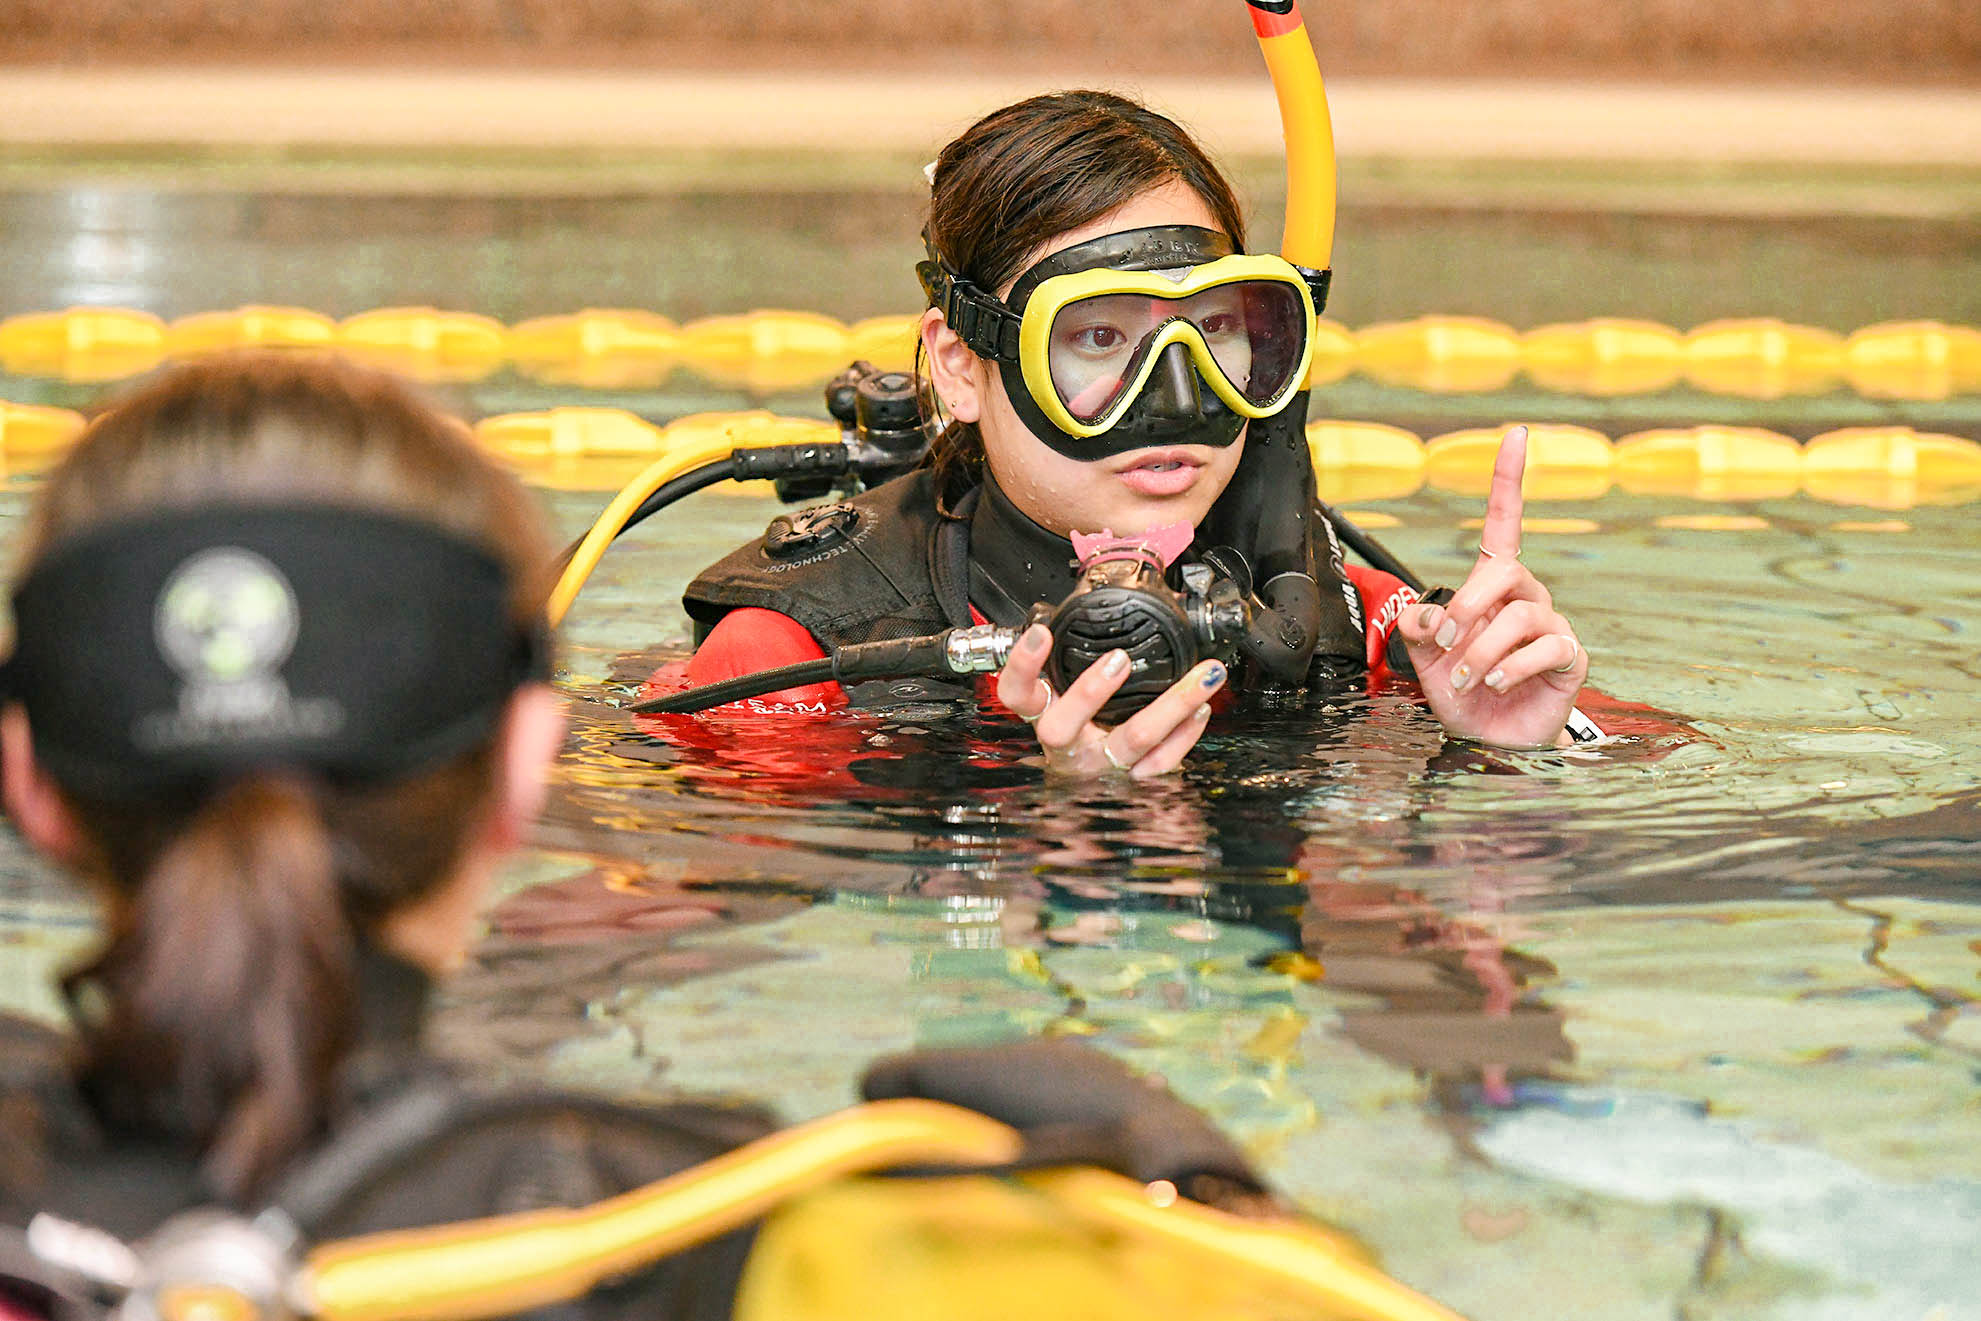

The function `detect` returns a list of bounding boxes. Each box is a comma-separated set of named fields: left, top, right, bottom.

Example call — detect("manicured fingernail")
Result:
left=1435, top=619, right=1458, bottom=650
left=1416, top=603, right=1441, bottom=632
left=1020, top=623, right=1050, bottom=654
left=1449, top=662, right=1472, bottom=692
left=1102, top=649, right=1131, bottom=677
left=1483, top=667, right=1506, bottom=692
left=1200, top=661, right=1225, bottom=688
left=1194, top=703, right=1212, bottom=722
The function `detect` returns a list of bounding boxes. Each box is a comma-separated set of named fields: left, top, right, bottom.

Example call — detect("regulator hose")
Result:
left=627, top=630, right=981, bottom=715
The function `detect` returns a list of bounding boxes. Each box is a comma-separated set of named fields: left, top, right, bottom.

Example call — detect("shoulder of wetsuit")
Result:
left=296, top=1075, right=773, bottom=1321
left=286, top=1060, right=777, bottom=1234
left=0, top=1024, right=214, bottom=1241
left=682, top=469, right=957, bottom=651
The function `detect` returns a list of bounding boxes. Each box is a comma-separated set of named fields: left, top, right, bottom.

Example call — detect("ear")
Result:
left=483, top=684, right=567, bottom=850
left=920, top=308, right=985, bottom=424
left=1, top=704, right=83, bottom=862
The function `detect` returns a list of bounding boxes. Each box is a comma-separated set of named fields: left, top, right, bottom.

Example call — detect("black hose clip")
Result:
left=780, top=360, right=939, bottom=502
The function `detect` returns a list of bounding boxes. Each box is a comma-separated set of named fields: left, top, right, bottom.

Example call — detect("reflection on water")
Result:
left=431, top=485, right=1981, bottom=1319
left=3, top=480, right=1976, bottom=1317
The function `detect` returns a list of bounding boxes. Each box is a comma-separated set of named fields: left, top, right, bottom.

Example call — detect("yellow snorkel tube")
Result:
left=1249, top=0, right=1337, bottom=386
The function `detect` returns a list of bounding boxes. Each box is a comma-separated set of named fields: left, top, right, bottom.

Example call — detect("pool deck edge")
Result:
left=4, top=68, right=1981, bottom=166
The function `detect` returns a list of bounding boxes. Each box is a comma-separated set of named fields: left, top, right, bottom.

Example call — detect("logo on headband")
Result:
left=156, top=549, right=299, bottom=685
left=136, top=548, right=342, bottom=754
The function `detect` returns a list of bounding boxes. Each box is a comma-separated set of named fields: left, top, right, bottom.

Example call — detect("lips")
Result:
left=1112, top=447, right=1208, bottom=498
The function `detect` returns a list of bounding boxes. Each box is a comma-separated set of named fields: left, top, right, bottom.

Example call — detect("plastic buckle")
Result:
left=1294, top=265, right=1332, bottom=316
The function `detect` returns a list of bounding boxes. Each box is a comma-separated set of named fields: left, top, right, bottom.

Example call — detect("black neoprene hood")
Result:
left=2, top=504, right=548, bottom=799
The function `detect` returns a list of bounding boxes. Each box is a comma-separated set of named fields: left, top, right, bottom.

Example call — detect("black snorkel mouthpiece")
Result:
left=3, top=505, right=548, bottom=800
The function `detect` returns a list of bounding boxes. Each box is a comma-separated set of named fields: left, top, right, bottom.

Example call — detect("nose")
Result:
left=1142, top=342, right=1203, bottom=419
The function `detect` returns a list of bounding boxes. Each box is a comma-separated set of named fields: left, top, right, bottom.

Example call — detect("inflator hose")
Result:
left=626, top=630, right=960, bottom=714
left=552, top=458, right=736, bottom=572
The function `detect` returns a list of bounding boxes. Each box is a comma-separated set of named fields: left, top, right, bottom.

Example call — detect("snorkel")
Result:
left=1195, top=0, right=1353, bottom=688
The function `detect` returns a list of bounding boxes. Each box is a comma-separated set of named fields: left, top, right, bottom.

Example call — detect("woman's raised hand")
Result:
left=997, top=623, right=1226, bottom=777
left=1394, top=425, right=1588, bottom=749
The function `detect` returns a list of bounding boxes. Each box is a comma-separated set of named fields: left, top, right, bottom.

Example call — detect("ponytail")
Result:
left=64, top=777, right=357, bottom=1201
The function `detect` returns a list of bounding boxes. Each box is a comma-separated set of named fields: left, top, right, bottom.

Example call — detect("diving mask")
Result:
left=920, top=225, right=1326, bottom=462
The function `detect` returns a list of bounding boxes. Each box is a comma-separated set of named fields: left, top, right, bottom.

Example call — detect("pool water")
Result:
left=3, top=168, right=1979, bottom=1320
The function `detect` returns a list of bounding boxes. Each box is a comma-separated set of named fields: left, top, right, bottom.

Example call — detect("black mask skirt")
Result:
left=1, top=504, right=548, bottom=800
left=922, top=225, right=1252, bottom=464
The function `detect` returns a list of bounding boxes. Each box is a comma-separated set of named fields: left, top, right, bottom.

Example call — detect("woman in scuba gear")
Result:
left=668, top=90, right=1592, bottom=772
left=0, top=352, right=768, bottom=1308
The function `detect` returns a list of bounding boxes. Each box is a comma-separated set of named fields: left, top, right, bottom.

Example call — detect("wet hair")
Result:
left=918, top=90, right=1249, bottom=509
left=19, top=351, right=553, bottom=1199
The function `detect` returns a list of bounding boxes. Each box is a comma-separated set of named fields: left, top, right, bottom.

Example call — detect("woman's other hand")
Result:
left=996, top=623, right=1226, bottom=777
left=1394, top=425, right=1588, bottom=749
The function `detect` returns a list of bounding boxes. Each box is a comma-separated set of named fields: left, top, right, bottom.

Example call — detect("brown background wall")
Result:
left=2, top=0, right=1977, bottom=82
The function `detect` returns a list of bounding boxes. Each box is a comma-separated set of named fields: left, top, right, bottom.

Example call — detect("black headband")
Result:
left=2, top=504, right=549, bottom=799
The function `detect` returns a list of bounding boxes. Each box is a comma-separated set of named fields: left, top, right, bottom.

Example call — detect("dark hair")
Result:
left=918, top=90, right=1249, bottom=508
left=23, top=351, right=553, bottom=1199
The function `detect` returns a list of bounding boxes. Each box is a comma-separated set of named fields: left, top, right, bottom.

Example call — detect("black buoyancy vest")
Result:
left=683, top=469, right=967, bottom=649
left=681, top=466, right=1368, bottom=679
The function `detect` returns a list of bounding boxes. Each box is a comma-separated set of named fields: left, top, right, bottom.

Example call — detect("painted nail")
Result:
left=1102, top=649, right=1131, bottom=677
left=1201, top=662, right=1226, bottom=688
left=1416, top=603, right=1441, bottom=632
left=1020, top=623, right=1051, bottom=654
left=1435, top=619, right=1458, bottom=650
left=1195, top=703, right=1212, bottom=722
left=1483, top=667, right=1506, bottom=692
left=1450, top=663, right=1472, bottom=692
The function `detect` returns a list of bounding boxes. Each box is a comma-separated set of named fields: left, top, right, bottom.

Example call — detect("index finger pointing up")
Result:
left=1480, top=424, right=1530, bottom=561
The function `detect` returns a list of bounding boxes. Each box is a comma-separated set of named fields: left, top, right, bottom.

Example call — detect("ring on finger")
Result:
left=1479, top=543, right=1522, bottom=561
left=1020, top=684, right=1055, bottom=725
left=1551, top=634, right=1581, bottom=672
left=1101, top=742, right=1131, bottom=772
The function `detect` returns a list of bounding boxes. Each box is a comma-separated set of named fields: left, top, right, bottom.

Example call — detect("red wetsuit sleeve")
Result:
left=1344, top=564, right=1420, bottom=679
left=638, top=607, right=846, bottom=714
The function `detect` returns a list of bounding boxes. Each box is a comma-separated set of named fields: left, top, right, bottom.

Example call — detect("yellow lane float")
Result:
left=1522, top=318, right=1684, bottom=396
left=1306, top=419, right=1426, bottom=504
left=845, top=314, right=923, bottom=373
left=1614, top=425, right=1802, bottom=501
left=1682, top=318, right=1843, bottom=399
left=1841, top=320, right=1981, bottom=401
left=1354, top=316, right=1521, bottom=394
left=0, top=307, right=168, bottom=382
left=508, top=310, right=682, bottom=389
left=476, top=406, right=666, bottom=464
left=1801, top=426, right=1981, bottom=508
left=0, top=400, right=88, bottom=469
left=1306, top=317, right=1358, bottom=387
left=337, top=307, right=507, bottom=384
left=167, top=305, right=337, bottom=358
left=1425, top=423, right=1614, bottom=500
left=7, top=305, right=1981, bottom=401
left=678, top=310, right=854, bottom=394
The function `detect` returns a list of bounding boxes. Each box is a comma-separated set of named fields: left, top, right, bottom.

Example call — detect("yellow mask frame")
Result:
left=1012, top=254, right=1319, bottom=441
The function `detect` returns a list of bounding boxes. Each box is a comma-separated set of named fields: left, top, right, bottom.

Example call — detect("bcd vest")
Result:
left=682, top=466, right=1367, bottom=684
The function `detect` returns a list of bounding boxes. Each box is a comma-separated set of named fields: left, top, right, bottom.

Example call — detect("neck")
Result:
left=967, top=471, right=1085, bottom=625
